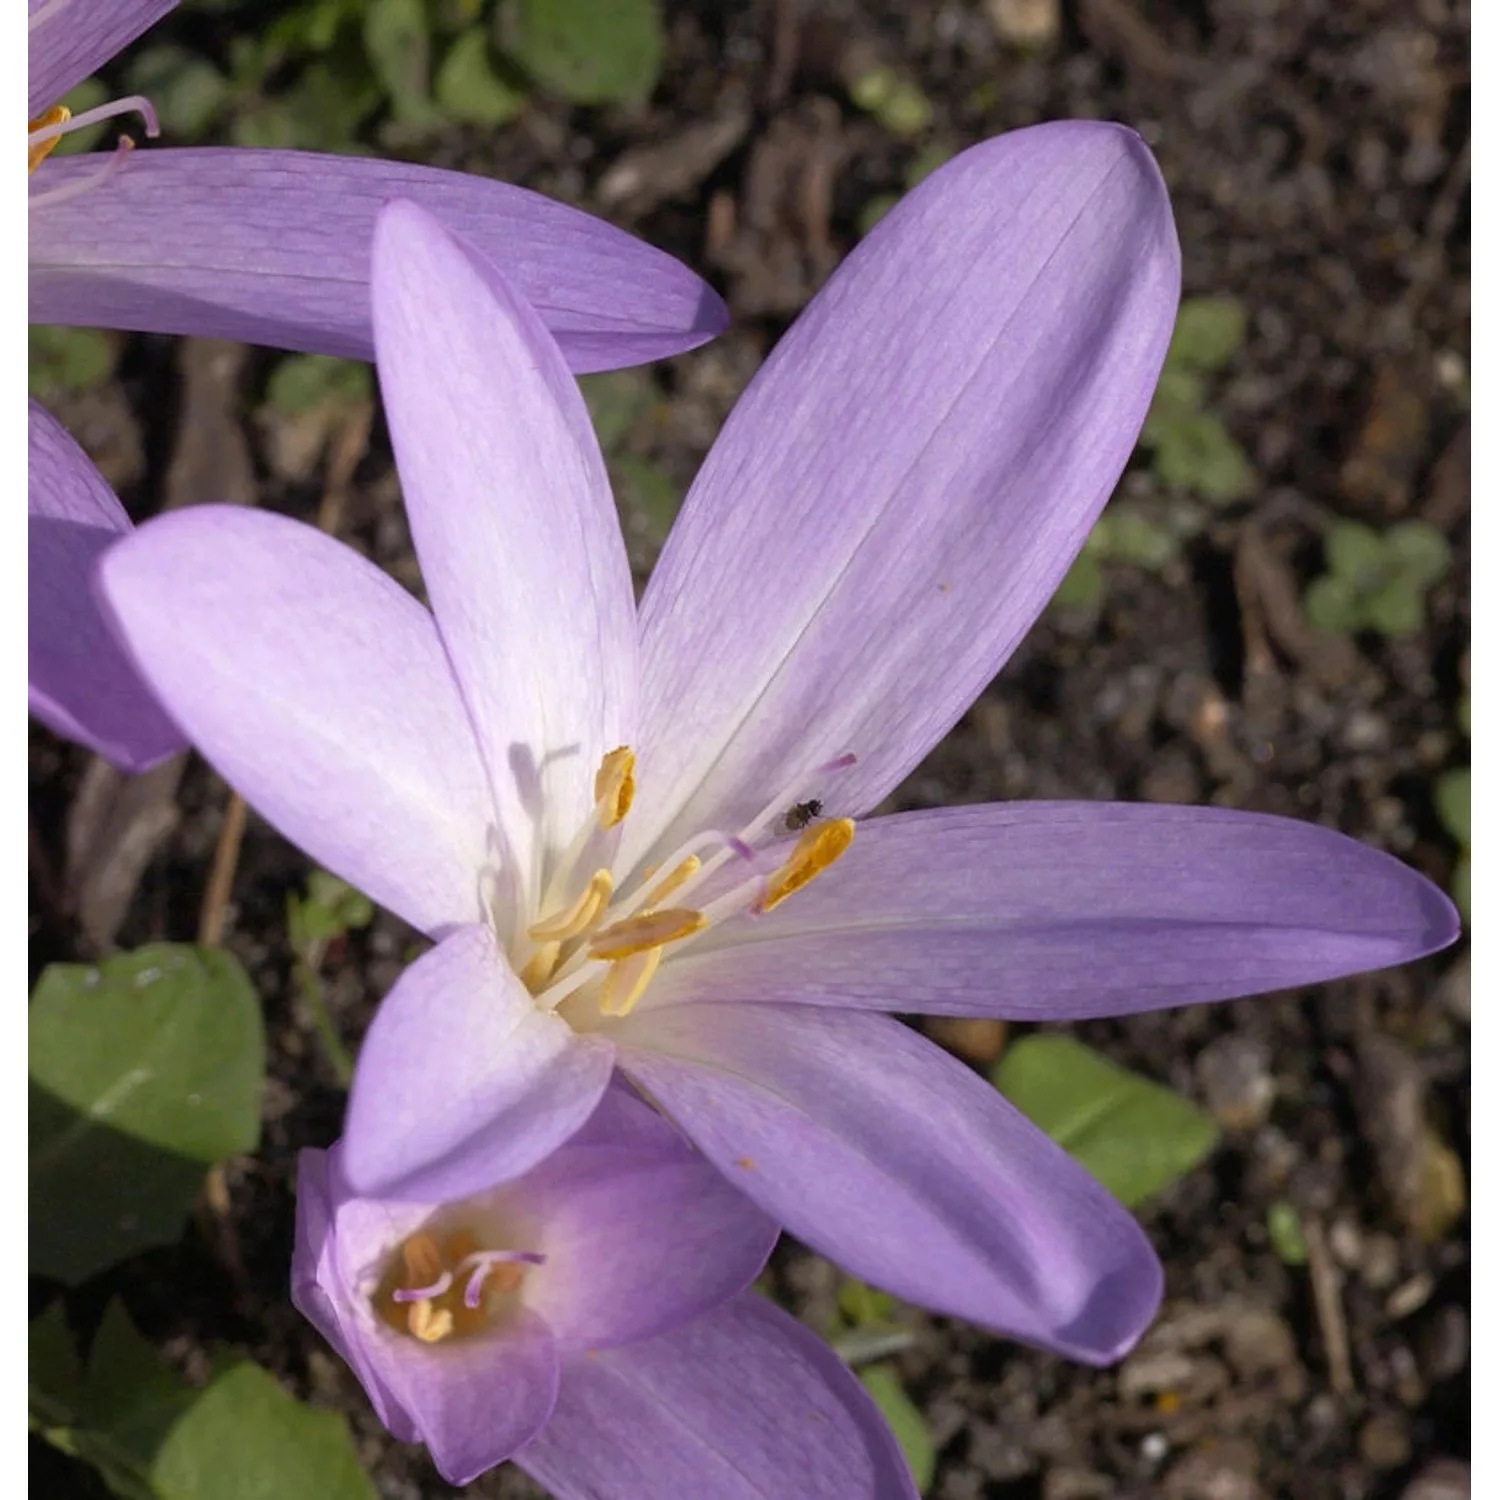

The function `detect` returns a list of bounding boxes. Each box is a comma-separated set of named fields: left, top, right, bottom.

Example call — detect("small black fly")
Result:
left=782, top=798, right=823, bottom=832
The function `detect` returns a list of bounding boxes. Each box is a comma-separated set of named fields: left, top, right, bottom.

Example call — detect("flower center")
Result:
left=513, top=748, right=857, bottom=1022
left=375, top=1229, right=544, bottom=1345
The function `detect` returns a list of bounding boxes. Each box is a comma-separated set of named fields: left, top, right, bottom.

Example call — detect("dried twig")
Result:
left=1304, top=1216, right=1354, bottom=1395
left=197, top=792, right=247, bottom=949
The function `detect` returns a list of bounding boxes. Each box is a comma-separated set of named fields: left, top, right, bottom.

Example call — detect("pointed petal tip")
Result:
left=33, top=149, right=725, bottom=370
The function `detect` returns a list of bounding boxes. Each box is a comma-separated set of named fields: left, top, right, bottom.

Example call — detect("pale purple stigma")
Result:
left=391, top=1270, right=454, bottom=1303
left=29, top=95, right=160, bottom=151
left=458, top=1250, right=546, bottom=1309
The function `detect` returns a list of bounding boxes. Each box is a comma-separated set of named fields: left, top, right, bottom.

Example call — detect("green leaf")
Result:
left=1451, top=850, right=1469, bottom=925
left=1142, top=366, right=1207, bottom=440
left=1152, top=411, right=1252, bottom=504
left=992, top=1035, right=1219, bottom=1209
left=1364, top=578, right=1425, bottom=639
left=34, top=1303, right=375, bottom=1500
left=364, top=0, right=434, bottom=119
left=506, top=0, right=663, bottom=106
left=125, top=47, right=231, bottom=138
left=435, top=29, right=527, bottom=124
left=1265, top=1200, right=1309, bottom=1265
left=837, top=1277, right=897, bottom=1329
left=1167, top=296, right=1247, bottom=372
left=579, top=369, right=653, bottom=453
left=47, top=79, right=110, bottom=155
left=266, top=355, right=373, bottom=416
left=1105, top=508, right=1180, bottom=571
left=1303, top=573, right=1360, bottom=635
left=230, top=63, right=381, bottom=151
left=1386, top=521, right=1452, bottom=588
left=858, top=1365, right=935, bottom=1493
left=152, top=1363, right=376, bottom=1500
left=30, top=946, right=265, bottom=1283
left=1433, top=768, right=1470, bottom=847
left=1051, top=551, right=1104, bottom=609
left=85, top=1304, right=200, bottom=1457
left=849, top=67, right=932, bottom=137
left=1324, top=521, right=1385, bottom=584
left=30, top=1305, right=84, bottom=1414
left=613, top=454, right=680, bottom=541
left=29, top=326, right=118, bottom=400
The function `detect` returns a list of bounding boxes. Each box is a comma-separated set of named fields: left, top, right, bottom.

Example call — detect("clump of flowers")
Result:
left=100, top=122, right=1458, bottom=1374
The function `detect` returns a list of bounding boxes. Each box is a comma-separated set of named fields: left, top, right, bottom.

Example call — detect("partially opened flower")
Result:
left=27, top=0, right=725, bottom=369
left=101, top=122, right=1460, bottom=1367
left=297, top=1086, right=914, bottom=1497
left=28, top=0, right=726, bottom=772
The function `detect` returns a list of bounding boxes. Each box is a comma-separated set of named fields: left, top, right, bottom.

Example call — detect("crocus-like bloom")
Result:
left=101, top=122, right=1460, bottom=1367
left=297, top=1086, right=914, bottom=1496
left=28, top=0, right=726, bottom=773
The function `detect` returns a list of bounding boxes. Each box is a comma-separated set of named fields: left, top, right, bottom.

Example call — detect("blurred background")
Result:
left=30, top=2, right=1469, bottom=1497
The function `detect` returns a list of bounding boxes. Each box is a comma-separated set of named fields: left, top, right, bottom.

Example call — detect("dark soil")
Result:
left=31, top=2, right=1470, bottom=1498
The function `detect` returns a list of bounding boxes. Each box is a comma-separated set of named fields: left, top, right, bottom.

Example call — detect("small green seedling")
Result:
left=1433, top=767, right=1469, bottom=924
left=1265, top=1201, right=1309, bottom=1265
left=1049, top=501, right=1191, bottom=610
left=286, top=871, right=373, bottom=1085
left=1303, top=520, right=1451, bottom=640
left=28, top=327, right=117, bottom=401
left=849, top=67, right=933, bottom=138
left=1139, top=296, right=1253, bottom=505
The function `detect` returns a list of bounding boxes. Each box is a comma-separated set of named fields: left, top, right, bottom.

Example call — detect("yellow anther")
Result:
left=407, top=1300, right=454, bottom=1344
left=588, top=907, right=706, bottom=961
left=644, top=855, right=702, bottom=907
left=758, top=818, right=855, bottom=913
left=401, top=1232, right=444, bottom=1287
left=28, top=105, right=69, bottom=172
left=528, top=868, right=613, bottom=943
left=594, top=747, right=636, bottom=828
left=519, top=941, right=561, bottom=994
left=599, top=946, right=664, bottom=1018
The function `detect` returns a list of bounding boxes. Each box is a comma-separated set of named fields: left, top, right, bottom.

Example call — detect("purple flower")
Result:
left=296, top=1086, right=914, bottom=1496
left=28, top=0, right=725, bottom=369
left=100, top=122, right=1460, bottom=1366
left=28, top=0, right=727, bottom=773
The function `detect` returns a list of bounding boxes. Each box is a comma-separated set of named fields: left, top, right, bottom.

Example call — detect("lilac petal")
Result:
left=29, top=148, right=726, bottom=371
left=644, top=802, right=1461, bottom=1019
left=616, top=1003, right=1162, bottom=1363
left=624, top=122, right=1180, bottom=869
left=519, top=1293, right=918, bottom=1500
left=514, top=1127, right=777, bottom=1352
left=28, top=400, right=184, bottom=771
left=363, top=1307, right=559, bottom=1486
left=96, top=506, right=496, bottom=936
left=28, top=0, right=175, bottom=114
left=290, top=1148, right=416, bottom=1442
left=371, top=201, right=637, bottom=895
left=342, top=925, right=615, bottom=1203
